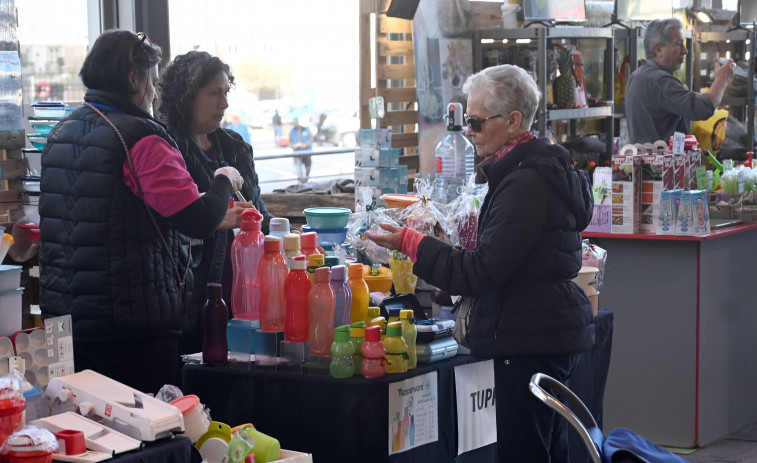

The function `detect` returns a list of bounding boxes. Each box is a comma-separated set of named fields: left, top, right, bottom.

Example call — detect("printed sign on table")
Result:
left=455, top=359, right=497, bottom=455
left=45, top=315, right=75, bottom=379
left=388, top=371, right=438, bottom=455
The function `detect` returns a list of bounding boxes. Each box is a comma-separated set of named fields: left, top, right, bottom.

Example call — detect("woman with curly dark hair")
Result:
left=158, top=51, right=274, bottom=356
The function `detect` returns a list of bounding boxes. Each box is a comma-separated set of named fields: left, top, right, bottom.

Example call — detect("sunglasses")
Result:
left=137, top=32, right=153, bottom=46
left=464, top=114, right=502, bottom=132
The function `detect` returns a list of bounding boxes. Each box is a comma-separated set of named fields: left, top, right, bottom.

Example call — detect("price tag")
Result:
left=672, top=132, right=686, bottom=155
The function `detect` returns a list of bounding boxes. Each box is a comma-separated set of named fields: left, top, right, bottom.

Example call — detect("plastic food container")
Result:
left=26, top=135, right=46, bottom=151
left=303, top=207, right=352, bottom=229
left=301, top=224, right=348, bottom=247
left=381, top=193, right=420, bottom=210
left=171, top=394, right=210, bottom=444
left=0, top=265, right=22, bottom=292
left=0, top=288, right=23, bottom=336
left=29, top=122, right=56, bottom=137
left=362, top=264, right=393, bottom=293
left=30, top=103, right=66, bottom=118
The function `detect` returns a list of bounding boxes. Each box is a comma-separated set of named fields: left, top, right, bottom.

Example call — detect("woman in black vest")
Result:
left=39, top=30, right=244, bottom=394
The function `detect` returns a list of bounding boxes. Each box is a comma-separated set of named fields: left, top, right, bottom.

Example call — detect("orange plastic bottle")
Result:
left=258, top=236, right=288, bottom=332
left=347, top=263, right=370, bottom=324
left=308, top=267, right=335, bottom=356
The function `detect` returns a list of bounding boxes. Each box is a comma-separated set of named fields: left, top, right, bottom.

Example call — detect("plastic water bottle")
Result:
left=384, top=321, right=408, bottom=374
left=399, top=309, right=417, bottom=369
left=308, top=266, right=335, bottom=356
left=202, top=282, right=229, bottom=366
left=347, top=263, right=369, bottom=324
left=258, top=236, right=288, bottom=332
left=435, top=102, right=475, bottom=204
left=361, top=325, right=386, bottom=378
left=329, top=265, right=352, bottom=328
left=284, top=255, right=311, bottom=342
left=282, top=233, right=301, bottom=268
left=330, top=325, right=355, bottom=379
left=299, top=232, right=320, bottom=260
left=349, top=322, right=366, bottom=376
left=231, top=208, right=264, bottom=320
left=268, top=218, right=289, bottom=254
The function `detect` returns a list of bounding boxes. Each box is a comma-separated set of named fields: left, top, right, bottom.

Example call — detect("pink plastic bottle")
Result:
left=361, top=325, right=386, bottom=378
left=308, top=266, right=335, bottom=356
left=285, top=255, right=311, bottom=342
left=258, top=236, right=288, bottom=332
left=300, top=232, right=320, bottom=260
left=231, top=208, right=264, bottom=320
left=329, top=265, right=352, bottom=329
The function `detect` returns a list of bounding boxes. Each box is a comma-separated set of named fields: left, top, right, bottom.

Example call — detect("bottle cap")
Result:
left=369, top=316, right=386, bottom=331
left=330, top=264, right=347, bottom=281
left=283, top=233, right=300, bottom=252
left=308, top=253, right=325, bottom=267
left=334, top=324, right=350, bottom=342
left=291, top=255, right=307, bottom=270
left=350, top=321, right=366, bottom=329
left=399, top=309, right=414, bottom=320
left=263, top=236, right=281, bottom=252
left=324, top=256, right=340, bottom=267
left=207, top=282, right=223, bottom=298
left=300, top=232, right=318, bottom=249
left=242, top=208, right=263, bottom=222
left=314, top=266, right=331, bottom=283
left=269, top=217, right=289, bottom=233
left=365, top=325, right=382, bottom=342
left=350, top=327, right=365, bottom=338
left=386, top=321, right=403, bottom=337
left=348, top=263, right=364, bottom=279
left=367, top=306, right=381, bottom=319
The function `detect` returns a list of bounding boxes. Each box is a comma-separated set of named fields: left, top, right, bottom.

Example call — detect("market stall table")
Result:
left=584, top=224, right=757, bottom=448
left=181, top=311, right=613, bottom=463
left=107, top=435, right=195, bottom=463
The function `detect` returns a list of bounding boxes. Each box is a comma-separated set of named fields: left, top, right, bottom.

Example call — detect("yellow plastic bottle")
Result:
left=384, top=321, right=408, bottom=374
left=307, top=254, right=325, bottom=284
left=369, top=316, right=387, bottom=342
left=399, top=309, right=417, bottom=369
left=347, top=263, right=370, bottom=324
left=367, top=306, right=381, bottom=320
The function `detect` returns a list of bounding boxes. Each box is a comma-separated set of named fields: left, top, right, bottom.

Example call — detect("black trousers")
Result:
left=493, top=352, right=581, bottom=463
left=74, top=335, right=179, bottom=395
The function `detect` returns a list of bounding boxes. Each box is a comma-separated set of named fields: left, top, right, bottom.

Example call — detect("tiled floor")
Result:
left=681, top=422, right=757, bottom=462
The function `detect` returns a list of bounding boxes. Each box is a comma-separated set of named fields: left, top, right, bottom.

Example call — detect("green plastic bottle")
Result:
left=330, top=325, right=355, bottom=379
left=384, top=321, right=408, bottom=374
left=349, top=321, right=366, bottom=376
left=399, top=309, right=417, bottom=369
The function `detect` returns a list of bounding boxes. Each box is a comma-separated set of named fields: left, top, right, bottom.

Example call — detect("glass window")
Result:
left=17, top=0, right=89, bottom=104
left=168, top=0, right=360, bottom=190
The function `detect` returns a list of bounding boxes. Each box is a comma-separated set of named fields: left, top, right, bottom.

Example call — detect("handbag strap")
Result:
left=84, top=102, right=190, bottom=296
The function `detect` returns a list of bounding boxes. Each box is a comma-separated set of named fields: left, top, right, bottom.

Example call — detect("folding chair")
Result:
left=529, top=373, right=688, bottom=463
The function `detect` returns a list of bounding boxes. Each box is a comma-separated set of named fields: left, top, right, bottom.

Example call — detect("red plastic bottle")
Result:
left=202, top=282, right=229, bottom=366
left=285, top=255, right=312, bottom=342
left=308, top=266, right=335, bottom=356
left=231, top=208, right=264, bottom=320
left=361, top=325, right=386, bottom=378
left=258, top=236, right=288, bottom=332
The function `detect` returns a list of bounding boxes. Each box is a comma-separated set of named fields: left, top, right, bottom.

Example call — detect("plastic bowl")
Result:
left=26, top=135, right=46, bottom=151
left=301, top=224, right=348, bottom=246
left=303, top=207, right=352, bottom=229
left=381, top=193, right=420, bottom=210
left=31, top=102, right=66, bottom=118
left=29, top=122, right=56, bottom=137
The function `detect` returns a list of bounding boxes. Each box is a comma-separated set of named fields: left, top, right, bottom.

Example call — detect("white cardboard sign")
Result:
left=455, top=360, right=497, bottom=455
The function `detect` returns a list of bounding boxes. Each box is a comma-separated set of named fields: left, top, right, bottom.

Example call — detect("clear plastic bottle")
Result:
left=435, top=102, right=475, bottom=204
left=349, top=321, right=366, bottom=376
left=347, top=263, right=370, bottom=324
left=282, top=233, right=301, bottom=268
left=258, top=236, right=288, bottom=332
left=384, top=321, right=408, bottom=374
left=329, top=265, right=352, bottom=328
left=308, top=266, right=335, bottom=356
left=284, top=255, right=311, bottom=342
left=202, top=282, right=229, bottom=366
left=361, top=325, right=386, bottom=378
left=399, top=309, right=417, bottom=369
left=330, top=325, right=355, bottom=379
left=231, top=208, right=263, bottom=320
left=268, top=218, right=290, bottom=254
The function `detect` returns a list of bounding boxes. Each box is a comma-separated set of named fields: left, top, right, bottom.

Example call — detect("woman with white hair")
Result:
left=366, top=64, right=595, bottom=461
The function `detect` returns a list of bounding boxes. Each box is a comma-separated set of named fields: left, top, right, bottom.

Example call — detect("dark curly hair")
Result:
left=80, top=29, right=162, bottom=98
left=157, top=51, right=235, bottom=135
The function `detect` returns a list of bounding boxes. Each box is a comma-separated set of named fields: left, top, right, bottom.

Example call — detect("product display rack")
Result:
left=473, top=26, right=615, bottom=156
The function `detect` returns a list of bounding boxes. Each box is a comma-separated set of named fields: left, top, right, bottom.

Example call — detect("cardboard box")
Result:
left=611, top=154, right=641, bottom=233
left=673, top=153, right=685, bottom=189
left=640, top=154, right=675, bottom=233
left=354, top=167, right=395, bottom=188
left=685, top=149, right=701, bottom=190
left=656, top=189, right=682, bottom=235
left=355, top=147, right=399, bottom=167
left=676, top=189, right=709, bottom=235
left=585, top=167, right=612, bottom=233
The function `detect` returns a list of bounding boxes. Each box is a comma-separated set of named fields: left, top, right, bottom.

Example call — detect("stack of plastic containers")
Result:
left=0, top=265, right=23, bottom=337
left=301, top=207, right=351, bottom=254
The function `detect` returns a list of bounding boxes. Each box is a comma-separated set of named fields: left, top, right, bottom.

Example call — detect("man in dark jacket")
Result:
left=366, top=64, right=594, bottom=462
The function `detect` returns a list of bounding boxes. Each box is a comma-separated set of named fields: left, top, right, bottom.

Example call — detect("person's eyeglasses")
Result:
left=137, top=32, right=153, bottom=46
left=464, top=114, right=502, bottom=132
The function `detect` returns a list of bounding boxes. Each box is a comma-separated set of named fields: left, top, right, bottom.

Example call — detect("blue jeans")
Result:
left=493, top=352, right=581, bottom=463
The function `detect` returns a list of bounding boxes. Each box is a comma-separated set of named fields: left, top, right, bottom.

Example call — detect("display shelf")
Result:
left=549, top=105, right=613, bottom=120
